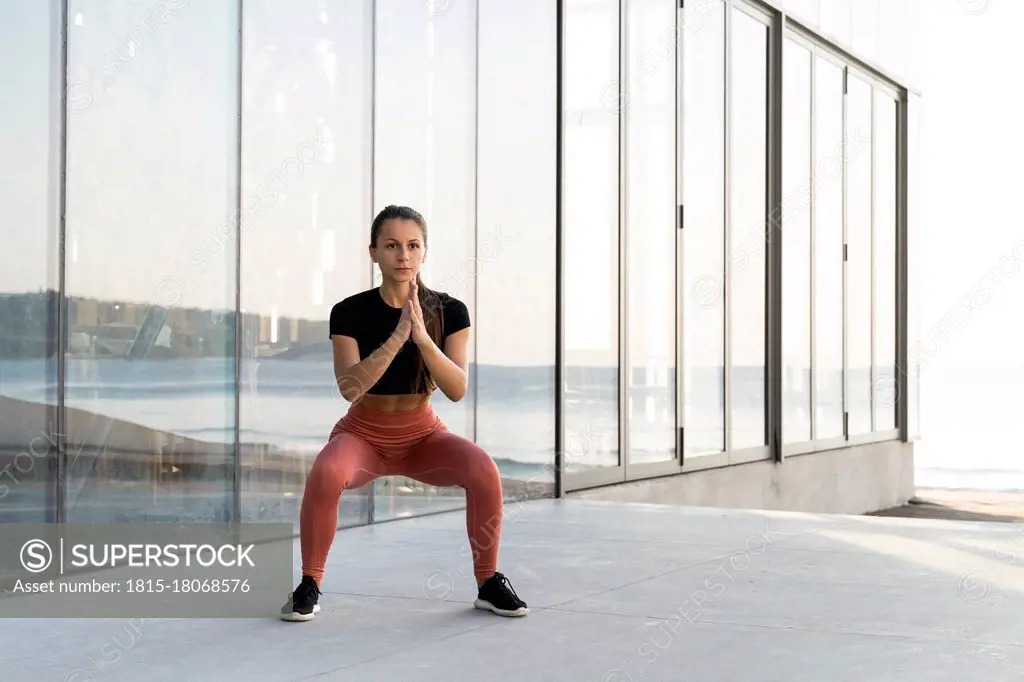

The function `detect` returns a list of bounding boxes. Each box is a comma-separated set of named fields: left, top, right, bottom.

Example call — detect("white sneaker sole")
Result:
left=474, top=599, right=529, bottom=617
left=281, top=604, right=321, bottom=622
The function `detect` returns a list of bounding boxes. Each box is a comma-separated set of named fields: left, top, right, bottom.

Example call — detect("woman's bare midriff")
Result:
left=353, top=393, right=431, bottom=412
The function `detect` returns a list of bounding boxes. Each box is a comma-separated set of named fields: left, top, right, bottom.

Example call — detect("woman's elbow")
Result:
left=445, top=379, right=469, bottom=402
left=337, top=375, right=364, bottom=402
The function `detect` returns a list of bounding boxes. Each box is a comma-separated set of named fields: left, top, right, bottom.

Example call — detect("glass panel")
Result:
left=0, top=1, right=60, bottom=522
left=373, top=0, right=477, bottom=518
left=873, top=92, right=897, bottom=431
left=64, top=1, right=239, bottom=523
left=907, top=93, right=922, bottom=438
left=564, top=0, right=620, bottom=472
left=846, top=74, right=872, bottom=437
left=238, top=0, right=371, bottom=527
left=627, top=0, right=676, bottom=465
left=729, top=7, right=768, bottom=451
left=781, top=38, right=812, bottom=445
left=813, top=57, right=845, bottom=440
left=477, top=0, right=556, bottom=495
left=683, top=0, right=725, bottom=456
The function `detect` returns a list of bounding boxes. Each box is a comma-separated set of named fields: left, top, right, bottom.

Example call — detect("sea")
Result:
left=1, top=358, right=1020, bottom=492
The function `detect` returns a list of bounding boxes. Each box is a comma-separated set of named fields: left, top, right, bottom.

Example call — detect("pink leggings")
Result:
left=300, top=402, right=503, bottom=585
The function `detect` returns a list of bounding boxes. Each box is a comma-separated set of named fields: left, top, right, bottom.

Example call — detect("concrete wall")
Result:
left=570, top=440, right=915, bottom=516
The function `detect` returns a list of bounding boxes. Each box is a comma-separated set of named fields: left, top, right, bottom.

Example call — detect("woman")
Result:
left=280, top=205, right=528, bottom=622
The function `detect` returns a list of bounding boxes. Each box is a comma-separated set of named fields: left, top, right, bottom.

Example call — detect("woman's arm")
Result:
left=333, top=319, right=410, bottom=403
left=417, top=328, right=469, bottom=402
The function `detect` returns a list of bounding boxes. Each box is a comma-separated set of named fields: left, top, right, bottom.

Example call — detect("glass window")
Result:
left=781, top=37, right=812, bottom=445
left=373, top=0, right=477, bottom=518
left=627, top=0, right=677, bottom=465
left=238, top=0, right=372, bottom=527
left=564, top=0, right=620, bottom=472
left=477, top=0, right=557, bottom=494
left=683, top=0, right=725, bottom=456
left=873, top=93, right=897, bottom=431
left=846, top=74, right=872, bottom=437
left=729, top=6, right=768, bottom=451
left=0, top=1, right=60, bottom=522
left=813, top=57, right=845, bottom=441
left=64, top=1, right=239, bottom=522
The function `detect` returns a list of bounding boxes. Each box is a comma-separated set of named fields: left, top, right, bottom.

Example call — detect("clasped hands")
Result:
left=397, top=278, right=432, bottom=348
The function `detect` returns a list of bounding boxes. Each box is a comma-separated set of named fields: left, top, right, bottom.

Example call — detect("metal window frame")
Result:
left=566, top=0, right=781, bottom=493
left=896, top=91, right=910, bottom=443
left=230, top=0, right=245, bottom=524
left=565, top=0, right=917, bottom=491
left=778, top=24, right=905, bottom=458
left=55, top=0, right=69, bottom=524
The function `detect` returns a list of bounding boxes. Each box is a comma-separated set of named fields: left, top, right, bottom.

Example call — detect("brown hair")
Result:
left=370, top=205, right=444, bottom=393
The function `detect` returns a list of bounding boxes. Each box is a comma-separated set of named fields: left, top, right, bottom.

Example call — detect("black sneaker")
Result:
left=280, top=575, right=322, bottom=622
left=474, top=572, right=529, bottom=617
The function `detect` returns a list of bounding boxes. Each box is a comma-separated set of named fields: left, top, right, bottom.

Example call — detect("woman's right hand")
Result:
left=395, top=298, right=413, bottom=343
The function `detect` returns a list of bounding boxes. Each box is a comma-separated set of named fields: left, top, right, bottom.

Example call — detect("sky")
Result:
left=912, top=0, right=1024, bottom=371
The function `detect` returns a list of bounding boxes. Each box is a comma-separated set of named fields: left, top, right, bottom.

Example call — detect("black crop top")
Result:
left=328, top=286, right=471, bottom=395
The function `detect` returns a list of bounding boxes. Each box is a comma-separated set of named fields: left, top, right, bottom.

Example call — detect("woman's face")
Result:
left=371, top=218, right=425, bottom=282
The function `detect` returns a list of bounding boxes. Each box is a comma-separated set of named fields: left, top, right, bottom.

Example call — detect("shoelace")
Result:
left=493, top=573, right=524, bottom=606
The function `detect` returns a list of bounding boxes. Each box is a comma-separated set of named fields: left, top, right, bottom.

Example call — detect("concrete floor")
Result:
left=3, top=498, right=1023, bottom=681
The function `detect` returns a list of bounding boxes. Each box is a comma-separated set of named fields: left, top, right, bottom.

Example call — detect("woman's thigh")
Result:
left=309, top=431, right=387, bottom=491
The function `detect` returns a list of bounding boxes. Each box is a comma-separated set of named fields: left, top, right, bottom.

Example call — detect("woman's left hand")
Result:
left=409, top=278, right=432, bottom=347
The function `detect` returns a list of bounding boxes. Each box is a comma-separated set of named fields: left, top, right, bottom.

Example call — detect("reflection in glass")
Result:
left=238, top=0, right=371, bottom=527
left=781, top=38, right=812, bottom=445
left=477, top=0, right=557, bottom=493
left=564, top=0, right=620, bottom=471
left=373, top=0, right=477, bottom=517
left=682, top=0, right=725, bottom=456
left=846, top=74, right=872, bottom=436
left=627, top=0, right=676, bottom=465
left=873, top=94, right=897, bottom=431
left=0, top=1, right=60, bottom=522
left=729, top=8, right=768, bottom=451
left=813, top=57, right=845, bottom=440
left=64, top=1, right=238, bottom=522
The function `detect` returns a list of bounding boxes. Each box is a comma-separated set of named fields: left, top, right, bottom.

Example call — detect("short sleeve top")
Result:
left=329, top=286, right=470, bottom=395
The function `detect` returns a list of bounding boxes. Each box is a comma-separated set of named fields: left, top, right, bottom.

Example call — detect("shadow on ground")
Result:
left=869, top=488, right=1024, bottom=524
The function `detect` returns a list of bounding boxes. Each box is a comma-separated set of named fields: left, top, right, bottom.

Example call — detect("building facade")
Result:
left=0, top=0, right=923, bottom=528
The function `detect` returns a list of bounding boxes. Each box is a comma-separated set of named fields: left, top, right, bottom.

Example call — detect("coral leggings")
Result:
left=300, top=402, right=503, bottom=585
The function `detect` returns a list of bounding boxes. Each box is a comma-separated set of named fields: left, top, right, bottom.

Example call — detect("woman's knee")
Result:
left=462, top=444, right=502, bottom=493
